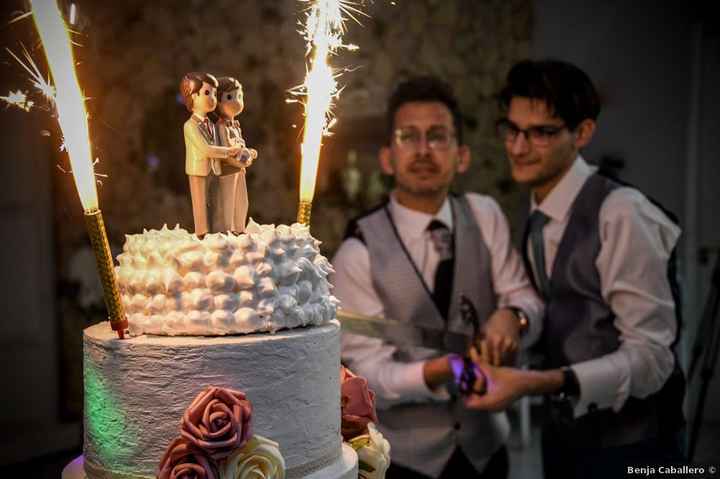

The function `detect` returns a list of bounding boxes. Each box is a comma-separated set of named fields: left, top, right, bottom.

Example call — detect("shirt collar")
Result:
left=531, top=155, right=594, bottom=222
left=388, top=193, right=453, bottom=240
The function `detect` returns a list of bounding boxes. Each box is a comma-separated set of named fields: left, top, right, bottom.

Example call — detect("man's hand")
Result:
left=224, top=148, right=257, bottom=169
left=463, top=362, right=528, bottom=411
left=228, top=146, right=244, bottom=157
left=466, top=347, right=565, bottom=411
left=475, top=308, right=521, bottom=366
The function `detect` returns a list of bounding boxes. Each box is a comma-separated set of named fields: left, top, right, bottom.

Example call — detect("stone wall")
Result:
left=59, top=0, right=531, bottom=261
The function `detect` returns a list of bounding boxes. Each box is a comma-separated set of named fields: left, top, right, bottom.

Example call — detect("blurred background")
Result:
left=0, top=0, right=718, bottom=476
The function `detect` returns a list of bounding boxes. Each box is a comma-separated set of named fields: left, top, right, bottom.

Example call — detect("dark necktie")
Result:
left=526, top=210, right=551, bottom=299
left=427, top=220, right=454, bottom=320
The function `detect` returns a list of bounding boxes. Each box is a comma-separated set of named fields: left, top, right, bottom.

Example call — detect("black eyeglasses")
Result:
left=393, top=126, right=457, bottom=151
left=496, top=119, right=566, bottom=146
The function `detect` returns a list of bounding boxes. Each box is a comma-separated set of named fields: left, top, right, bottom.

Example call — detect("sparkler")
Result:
left=29, top=0, right=127, bottom=338
left=293, top=0, right=363, bottom=226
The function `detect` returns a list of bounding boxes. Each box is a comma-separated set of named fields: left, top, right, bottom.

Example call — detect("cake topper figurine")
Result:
left=179, top=72, right=245, bottom=236
left=212, top=77, right=258, bottom=233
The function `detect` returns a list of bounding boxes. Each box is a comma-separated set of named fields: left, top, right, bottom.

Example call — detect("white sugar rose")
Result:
left=349, top=423, right=390, bottom=479
left=221, top=434, right=285, bottom=479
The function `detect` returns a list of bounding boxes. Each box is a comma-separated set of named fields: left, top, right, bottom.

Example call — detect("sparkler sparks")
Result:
left=0, top=90, right=34, bottom=111
left=293, top=0, right=366, bottom=217
left=5, top=9, right=106, bottom=185
left=6, top=45, right=56, bottom=105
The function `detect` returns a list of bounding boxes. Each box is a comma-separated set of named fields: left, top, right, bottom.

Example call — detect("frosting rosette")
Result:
left=221, top=434, right=285, bottom=479
left=348, top=423, right=391, bottom=479
left=157, top=437, right=218, bottom=479
left=181, top=386, right=253, bottom=460
left=340, top=366, right=378, bottom=441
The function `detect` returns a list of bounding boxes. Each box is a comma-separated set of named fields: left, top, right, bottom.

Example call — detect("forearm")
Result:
left=188, top=128, right=234, bottom=158
left=343, top=334, right=446, bottom=408
left=200, top=142, right=234, bottom=159
left=518, top=368, right=565, bottom=396
left=422, top=355, right=453, bottom=391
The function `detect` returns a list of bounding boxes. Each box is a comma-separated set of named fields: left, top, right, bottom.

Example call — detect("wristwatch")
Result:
left=557, top=366, right=581, bottom=399
left=508, top=307, right=529, bottom=336
left=548, top=366, right=581, bottom=425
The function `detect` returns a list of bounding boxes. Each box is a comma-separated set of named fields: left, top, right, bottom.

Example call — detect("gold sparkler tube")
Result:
left=83, top=208, right=128, bottom=339
left=297, top=200, right=313, bottom=227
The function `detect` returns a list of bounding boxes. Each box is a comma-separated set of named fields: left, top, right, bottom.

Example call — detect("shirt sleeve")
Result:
left=466, top=194, right=545, bottom=348
left=571, top=187, right=681, bottom=418
left=331, top=238, right=448, bottom=409
left=184, top=121, right=233, bottom=158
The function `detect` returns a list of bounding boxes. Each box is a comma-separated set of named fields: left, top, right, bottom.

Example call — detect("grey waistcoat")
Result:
left=356, top=194, right=508, bottom=476
left=526, top=173, right=684, bottom=448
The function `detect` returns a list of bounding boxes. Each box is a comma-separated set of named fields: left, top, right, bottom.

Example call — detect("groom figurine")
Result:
left=180, top=72, right=243, bottom=236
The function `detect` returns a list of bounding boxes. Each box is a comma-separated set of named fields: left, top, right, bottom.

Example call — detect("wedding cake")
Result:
left=64, top=222, right=362, bottom=479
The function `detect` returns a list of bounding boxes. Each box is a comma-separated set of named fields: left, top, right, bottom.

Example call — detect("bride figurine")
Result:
left=212, top=76, right=258, bottom=233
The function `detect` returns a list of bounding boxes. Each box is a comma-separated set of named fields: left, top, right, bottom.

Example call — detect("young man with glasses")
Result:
left=331, top=76, right=543, bottom=478
left=465, top=59, right=686, bottom=478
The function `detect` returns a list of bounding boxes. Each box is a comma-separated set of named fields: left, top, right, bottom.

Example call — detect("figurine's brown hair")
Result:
left=211, top=77, right=242, bottom=121
left=179, top=72, right=218, bottom=112
left=217, top=77, right=242, bottom=100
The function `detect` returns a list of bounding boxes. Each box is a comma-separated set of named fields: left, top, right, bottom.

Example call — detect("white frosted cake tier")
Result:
left=83, top=320, right=351, bottom=479
left=63, top=445, right=358, bottom=479
left=115, top=221, right=338, bottom=336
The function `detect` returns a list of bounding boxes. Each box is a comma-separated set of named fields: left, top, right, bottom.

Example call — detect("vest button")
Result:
left=454, top=422, right=461, bottom=430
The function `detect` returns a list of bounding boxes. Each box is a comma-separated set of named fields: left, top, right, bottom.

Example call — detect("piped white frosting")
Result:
left=115, top=220, right=338, bottom=336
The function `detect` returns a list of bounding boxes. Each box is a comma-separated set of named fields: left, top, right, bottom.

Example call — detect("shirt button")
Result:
left=454, top=422, right=461, bottom=430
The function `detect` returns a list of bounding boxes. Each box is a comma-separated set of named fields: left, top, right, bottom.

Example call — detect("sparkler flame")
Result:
left=295, top=0, right=364, bottom=204
left=29, top=0, right=97, bottom=211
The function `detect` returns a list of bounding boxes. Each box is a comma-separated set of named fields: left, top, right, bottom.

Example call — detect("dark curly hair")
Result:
left=386, top=75, right=464, bottom=145
left=498, top=59, right=601, bottom=130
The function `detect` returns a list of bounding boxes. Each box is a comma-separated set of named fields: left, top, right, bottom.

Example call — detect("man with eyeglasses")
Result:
left=465, top=59, right=686, bottom=478
left=331, top=76, right=544, bottom=478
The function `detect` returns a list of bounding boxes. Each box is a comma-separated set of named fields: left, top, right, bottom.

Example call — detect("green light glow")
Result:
left=84, top=362, right=132, bottom=461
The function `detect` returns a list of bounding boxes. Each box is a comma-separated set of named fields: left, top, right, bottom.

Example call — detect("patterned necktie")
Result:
left=526, top=210, right=551, bottom=299
left=202, top=118, right=213, bottom=142
left=427, top=219, right=454, bottom=320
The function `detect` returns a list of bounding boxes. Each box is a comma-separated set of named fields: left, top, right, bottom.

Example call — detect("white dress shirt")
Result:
left=528, top=156, right=681, bottom=418
left=332, top=192, right=544, bottom=410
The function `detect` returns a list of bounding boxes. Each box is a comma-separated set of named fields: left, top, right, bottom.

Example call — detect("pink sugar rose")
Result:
left=157, top=437, right=218, bottom=479
left=180, top=386, right=253, bottom=460
left=340, top=366, right=379, bottom=441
